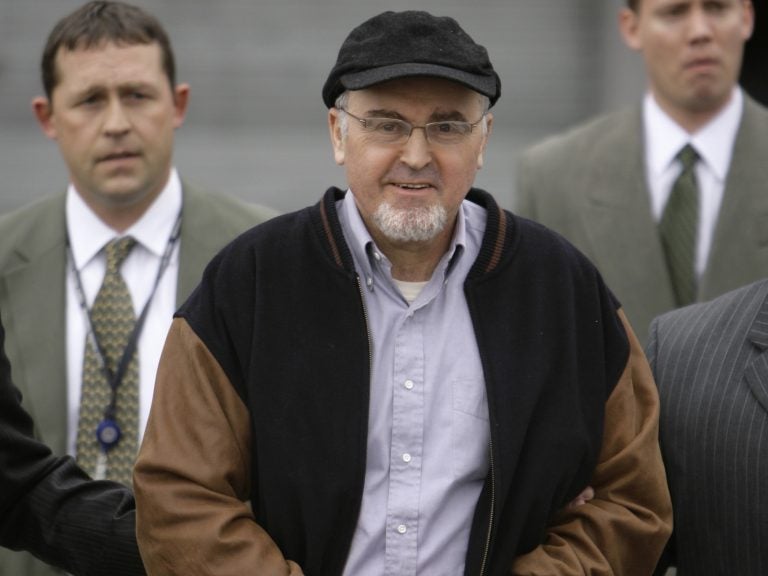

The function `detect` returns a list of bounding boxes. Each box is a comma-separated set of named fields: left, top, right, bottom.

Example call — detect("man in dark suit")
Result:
left=0, top=2, right=275, bottom=574
left=646, top=278, right=768, bottom=575
left=515, top=0, right=767, bottom=346
left=0, top=314, right=144, bottom=576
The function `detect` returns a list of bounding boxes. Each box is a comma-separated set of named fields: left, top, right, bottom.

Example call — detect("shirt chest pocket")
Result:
left=451, top=378, right=490, bottom=481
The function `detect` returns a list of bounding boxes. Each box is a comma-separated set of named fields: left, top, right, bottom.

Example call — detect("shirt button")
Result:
left=404, top=379, right=414, bottom=390
left=373, top=252, right=382, bottom=261
left=397, top=524, right=407, bottom=534
left=366, top=276, right=373, bottom=287
left=402, top=453, right=411, bottom=463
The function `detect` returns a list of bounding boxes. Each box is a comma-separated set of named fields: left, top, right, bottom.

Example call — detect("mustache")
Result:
left=385, top=165, right=440, bottom=183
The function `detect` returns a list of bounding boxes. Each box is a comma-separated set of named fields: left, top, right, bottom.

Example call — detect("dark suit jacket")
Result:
left=0, top=315, right=144, bottom=575
left=515, top=95, right=768, bottom=345
left=0, top=184, right=276, bottom=575
left=646, top=278, right=768, bottom=575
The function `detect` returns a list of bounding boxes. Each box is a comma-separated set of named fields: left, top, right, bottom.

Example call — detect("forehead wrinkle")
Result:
left=364, top=108, right=407, bottom=119
left=56, top=44, right=165, bottom=84
left=71, top=78, right=156, bottom=96
left=362, top=107, right=470, bottom=122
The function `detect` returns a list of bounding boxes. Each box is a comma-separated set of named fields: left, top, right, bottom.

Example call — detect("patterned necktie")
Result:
left=660, top=144, right=699, bottom=307
left=76, top=236, right=139, bottom=486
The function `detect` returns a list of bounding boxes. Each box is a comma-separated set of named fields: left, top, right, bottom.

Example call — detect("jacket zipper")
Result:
left=332, top=275, right=373, bottom=576
left=355, top=274, right=374, bottom=387
left=478, top=437, right=496, bottom=576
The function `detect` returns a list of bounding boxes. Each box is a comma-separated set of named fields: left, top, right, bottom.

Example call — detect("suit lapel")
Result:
left=0, top=197, right=69, bottom=454
left=176, top=184, right=241, bottom=303
left=581, top=107, right=676, bottom=329
left=744, top=291, right=768, bottom=416
left=702, top=96, right=768, bottom=299
left=177, top=185, right=211, bottom=302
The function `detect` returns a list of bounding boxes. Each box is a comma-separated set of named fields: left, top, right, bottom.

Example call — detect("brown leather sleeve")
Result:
left=511, top=310, right=673, bottom=575
left=133, top=318, right=302, bottom=576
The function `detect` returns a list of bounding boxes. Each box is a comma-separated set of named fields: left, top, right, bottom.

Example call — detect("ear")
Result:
left=172, top=83, right=191, bottom=129
left=476, top=112, right=493, bottom=170
left=328, top=108, right=346, bottom=166
left=32, top=96, right=57, bottom=139
left=741, top=0, right=755, bottom=41
left=618, top=7, right=642, bottom=51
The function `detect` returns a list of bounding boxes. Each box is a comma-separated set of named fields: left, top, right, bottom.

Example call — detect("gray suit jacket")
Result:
left=0, top=185, right=276, bottom=576
left=646, top=278, right=768, bottom=575
left=514, top=95, right=768, bottom=345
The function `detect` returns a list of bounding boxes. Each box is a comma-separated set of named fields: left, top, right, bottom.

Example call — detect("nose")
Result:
left=103, top=99, right=131, bottom=136
left=687, top=5, right=714, bottom=43
left=399, top=127, right=432, bottom=170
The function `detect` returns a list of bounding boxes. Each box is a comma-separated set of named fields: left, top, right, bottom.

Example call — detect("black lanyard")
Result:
left=67, top=212, right=182, bottom=423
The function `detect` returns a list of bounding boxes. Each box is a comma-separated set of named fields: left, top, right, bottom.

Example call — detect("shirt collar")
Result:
left=340, top=189, right=468, bottom=281
left=66, top=168, right=183, bottom=270
left=644, top=88, right=742, bottom=181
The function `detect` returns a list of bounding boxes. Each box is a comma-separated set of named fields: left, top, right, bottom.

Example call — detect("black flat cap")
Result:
left=322, top=10, right=501, bottom=109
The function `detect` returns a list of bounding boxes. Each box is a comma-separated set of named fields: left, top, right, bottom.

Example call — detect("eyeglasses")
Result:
left=338, top=107, right=485, bottom=146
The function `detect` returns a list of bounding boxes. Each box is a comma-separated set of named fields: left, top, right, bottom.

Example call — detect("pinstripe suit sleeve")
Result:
left=646, top=279, right=768, bottom=575
left=646, top=315, right=677, bottom=575
left=0, top=317, right=145, bottom=576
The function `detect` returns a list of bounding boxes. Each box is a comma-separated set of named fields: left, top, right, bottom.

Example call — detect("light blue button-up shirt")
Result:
left=338, top=192, right=491, bottom=576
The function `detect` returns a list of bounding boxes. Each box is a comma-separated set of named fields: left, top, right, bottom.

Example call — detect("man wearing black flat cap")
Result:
left=134, top=10, right=672, bottom=576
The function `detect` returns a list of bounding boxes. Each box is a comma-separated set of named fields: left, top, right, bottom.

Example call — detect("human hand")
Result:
left=287, top=560, right=305, bottom=575
left=566, top=485, right=594, bottom=508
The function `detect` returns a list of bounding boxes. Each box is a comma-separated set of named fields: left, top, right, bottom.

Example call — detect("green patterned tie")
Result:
left=660, top=144, right=699, bottom=307
left=76, top=236, right=139, bottom=486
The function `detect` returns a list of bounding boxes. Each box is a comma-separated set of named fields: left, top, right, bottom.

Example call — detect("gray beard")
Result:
left=372, top=202, right=448, bottom=243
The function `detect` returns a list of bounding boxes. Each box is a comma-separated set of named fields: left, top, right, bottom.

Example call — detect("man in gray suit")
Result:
left=0, top=2, right=275, bottom=574
left=647, top=278, right=768, bottom=575
left=514, top=0, right=767, bottom=345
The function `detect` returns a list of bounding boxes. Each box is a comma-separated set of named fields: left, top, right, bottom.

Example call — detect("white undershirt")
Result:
left=643, top=88, right=742, bottom=277
left=65, top=169, right=182, bottom=456
left=393, top=279, right=428, bottom=303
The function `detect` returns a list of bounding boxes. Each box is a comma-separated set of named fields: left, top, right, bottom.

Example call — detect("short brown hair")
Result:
left=627, top=0, right=640, bottom=10
left=41, top=1, right=176, bottom=99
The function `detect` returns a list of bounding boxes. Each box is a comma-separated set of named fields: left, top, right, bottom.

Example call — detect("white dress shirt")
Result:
left=65, top=169, right=182, bottom=456
left=643, top=88, right=743, bottom=277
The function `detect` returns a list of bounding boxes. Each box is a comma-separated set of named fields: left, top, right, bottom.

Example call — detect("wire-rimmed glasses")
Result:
left=338, top=107, right=485, bottom=146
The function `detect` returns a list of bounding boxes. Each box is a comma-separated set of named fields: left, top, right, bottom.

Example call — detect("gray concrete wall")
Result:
left=0, top=0, right=644, bottom=215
